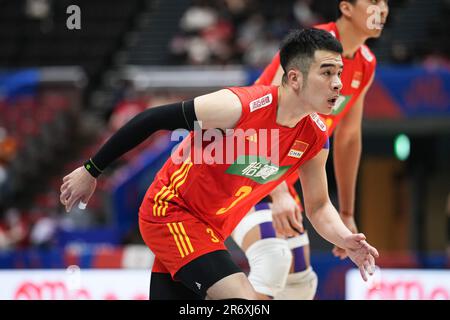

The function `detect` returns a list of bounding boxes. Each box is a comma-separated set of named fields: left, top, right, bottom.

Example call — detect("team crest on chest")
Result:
left=288, top=140, right=309, bottom=159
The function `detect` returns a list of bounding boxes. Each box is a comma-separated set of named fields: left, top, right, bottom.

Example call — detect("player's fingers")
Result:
left=66, top=193, right=79, bottom=213
left=337, top=248, right=348, bottom=259
left=368, top=254, right=376, bottom=274
left=359, top=265, right=368, bottom=282
left=363, top=260, right=372, bottom=275
left=361, top=240, right=379, bottom=258
left=288, top=213, right=303, bottom=234
left=354, top=233, right=366, bottom=242
left=332, top=246, right=346, bottom=259
left=332, top=246, right=339, bottom=257
left=334, top=246, right=346, bottom=259
left=60, top=189, right=71, bottom=205
left=294, top=207, right=304, bottom=233
left=272, top=216, right=283, bottom=236
left=63, top=175, right=71, bottom=183
left=60, top=182, right=69, bottom=193
left=280, top=216, right=297, bottom=237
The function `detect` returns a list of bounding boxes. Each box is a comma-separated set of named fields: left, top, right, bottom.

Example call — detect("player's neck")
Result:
left=276, top=86, right=309, bottom=128
left=335, top=18, right=368, bottom=59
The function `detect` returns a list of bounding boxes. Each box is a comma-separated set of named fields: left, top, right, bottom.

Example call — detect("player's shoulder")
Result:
left=308, top=112, right=328, bottom=135
left=314, top=22, right=335, bottom=33
left=305, top=113, right=328, bottom=152
left=228, top=85, right=276, bottom=112
left=228, top=85, right=273, bottom=100
left=314, top=22, right=340, bottom=40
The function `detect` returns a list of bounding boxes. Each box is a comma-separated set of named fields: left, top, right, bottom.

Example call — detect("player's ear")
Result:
left=287, top=69, right=302, bottom=91
left=339, top=1, right=353, bottom=19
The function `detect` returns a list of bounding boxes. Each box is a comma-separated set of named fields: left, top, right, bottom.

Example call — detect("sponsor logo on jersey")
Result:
left=361, top=45, right=374, bottom=62
left=331, top=95, right=352, bottom=115
left=351, top=71, right=363, bottom=89
left=226, top=155, right=291, bottom=184
left=309, top=113, right=327, bottom=132
left=288, top=140, right=309, bottom=159
left=249, top=94, right=272, bottom=112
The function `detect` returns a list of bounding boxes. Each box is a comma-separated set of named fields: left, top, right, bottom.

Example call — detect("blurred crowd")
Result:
left=168, top=0, right=331, bottom=68
left=169, top=0, right=450, bottom=69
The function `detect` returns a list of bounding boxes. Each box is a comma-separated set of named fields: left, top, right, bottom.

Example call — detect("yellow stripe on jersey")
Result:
left=173, top=162, right=192, bottom=196
left=153, top=161, right=191, bottom=216
left=153, top=162, right=188, bottom=216
left=167, top=222, right=185, bottom=258
left=158, top=162, right=192, bottom=216
left=171, top=222, right=190, bottom=256
left=159, top=193, right=174, bottom=217
left=177, top=222, right=194, bottom=254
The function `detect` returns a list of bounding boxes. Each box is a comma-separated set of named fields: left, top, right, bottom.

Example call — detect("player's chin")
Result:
left=367, top=27, right=383, bottom=38
left=322, top=102, right=334, bottom=114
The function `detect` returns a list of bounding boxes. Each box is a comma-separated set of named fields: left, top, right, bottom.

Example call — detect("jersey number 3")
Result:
left=216, top=186, right=252, bottom=215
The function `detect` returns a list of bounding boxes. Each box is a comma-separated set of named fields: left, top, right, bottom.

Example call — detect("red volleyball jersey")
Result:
left=139, top=85, right=328, bottom=239
left=255, top=21, right=377, bottom=135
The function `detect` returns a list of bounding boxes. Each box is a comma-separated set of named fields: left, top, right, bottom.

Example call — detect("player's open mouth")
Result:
left=327, top=96, right=338, bottom=106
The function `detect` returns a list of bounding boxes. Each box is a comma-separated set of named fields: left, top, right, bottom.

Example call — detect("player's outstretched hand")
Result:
left=343, top=233, right=379, bottom=281
left=60, top=166, right=97, bottom=212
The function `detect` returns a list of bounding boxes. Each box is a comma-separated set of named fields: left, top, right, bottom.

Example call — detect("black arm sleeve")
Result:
left=85, top=100, right=197, bottom=177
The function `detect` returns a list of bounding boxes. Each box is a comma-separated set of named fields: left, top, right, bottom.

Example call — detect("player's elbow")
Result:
left=305, top=205, right=321, bottom=219
left=334, top=125, right=361, bottom=146
left=304, top=199, right=327, bottom=222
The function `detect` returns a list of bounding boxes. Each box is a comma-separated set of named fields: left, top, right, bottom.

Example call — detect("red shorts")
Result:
left=139, top=211, right=227, bottom=278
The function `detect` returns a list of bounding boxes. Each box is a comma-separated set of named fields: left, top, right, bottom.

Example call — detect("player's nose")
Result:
left=332, top=77, right=342, bottom=92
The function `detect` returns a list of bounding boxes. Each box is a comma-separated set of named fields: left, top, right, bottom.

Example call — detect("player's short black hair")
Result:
left=279, top=28, right=343, bottom=84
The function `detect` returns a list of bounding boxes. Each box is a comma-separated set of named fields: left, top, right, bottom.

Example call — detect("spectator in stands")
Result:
left=0, top=127, right=17, bottom=164
left=293, top=0, right=322, bottom=28
left=0, top=208, right=28, bottom=250
left=25, top=0, right=51, bottom=20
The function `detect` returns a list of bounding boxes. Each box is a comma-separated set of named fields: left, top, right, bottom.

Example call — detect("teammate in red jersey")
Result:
left=231, top=0, right=389, bottom=299
left=59, top=28, right=378, bottom=300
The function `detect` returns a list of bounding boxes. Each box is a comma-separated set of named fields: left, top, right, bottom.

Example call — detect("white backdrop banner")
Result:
left=346, top=268, right=450, bottom=300
left=0, top=268, right=150, bottom=300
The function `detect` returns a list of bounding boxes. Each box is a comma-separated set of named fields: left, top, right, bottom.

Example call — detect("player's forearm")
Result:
left=86, top=101, right=197, bottom=177
left=306, top=201, right=352, bottom=248
left=333, top=133, right=361, bottom=217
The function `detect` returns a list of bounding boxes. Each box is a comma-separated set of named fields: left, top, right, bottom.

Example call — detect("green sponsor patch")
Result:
left=226, top=155, right=291, bottom=184
left=332, top=95, right=352, bottom=115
